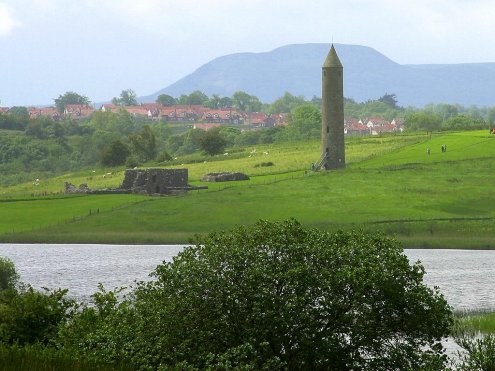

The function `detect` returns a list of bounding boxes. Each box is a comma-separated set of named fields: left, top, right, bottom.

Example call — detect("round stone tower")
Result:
left=320, top=44, right=345, bottom=170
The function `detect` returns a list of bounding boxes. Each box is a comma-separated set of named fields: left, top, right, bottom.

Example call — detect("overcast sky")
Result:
left=1, top=0, right=494, bottom=106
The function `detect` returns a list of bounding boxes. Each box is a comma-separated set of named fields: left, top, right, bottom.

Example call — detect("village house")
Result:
left=344, top=117, right=369, bottom=135
left=140, top=103, right=162, bottom=119
left=391, top=118, right=405, bottom=132
left=100, top=104, right=120, bottom=113
left=246, top=112, right=275, bottom=128
left=28, top=107, right=60, bottom=120
left=160, top=105, right=208, bottom=122
left=202, top=109, right=245, bottom=124
left=365, top=117, right=390, bottom=129
left=370, top=123, right=397, bottom=135
left=343, top=117, right=403, bottom=135
left=4, top=99, right=402, bottom=136
left=64, top=104, right=95, bottom=119
left=272, top=113, right=289, bottom=126
left=123, top=106, right=150, bottom=118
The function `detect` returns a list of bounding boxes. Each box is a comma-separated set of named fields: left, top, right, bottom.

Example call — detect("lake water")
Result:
left=0, top=244, right=494, bottom=311
left=0, top=244, right=183, bottom=301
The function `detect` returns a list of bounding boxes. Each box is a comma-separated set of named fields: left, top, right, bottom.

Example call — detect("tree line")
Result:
left=1, top=90, right=494, bottom=186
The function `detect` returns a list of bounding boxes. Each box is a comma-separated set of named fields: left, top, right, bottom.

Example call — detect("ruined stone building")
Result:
left=120, top=168, right=189, bottom=194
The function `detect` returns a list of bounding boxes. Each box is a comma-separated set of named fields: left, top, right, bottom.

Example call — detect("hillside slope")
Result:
left=142, top=43, right=495, bottom=107
left=2, top=131, right=495, bottom=248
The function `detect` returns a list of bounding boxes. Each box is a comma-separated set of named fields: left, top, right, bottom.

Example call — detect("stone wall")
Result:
left=121, top=168, right=188, bottom=194
left=202, top=172, right=250, bottom=182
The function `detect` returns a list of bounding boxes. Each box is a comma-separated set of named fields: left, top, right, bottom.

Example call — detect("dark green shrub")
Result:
left=0, top=257, right=18, bottom=290
left=60, top=220, right=453, bottom=370
left=254, top=161, right=274, bottom=168
left=457, top=334, right=495, bottom=370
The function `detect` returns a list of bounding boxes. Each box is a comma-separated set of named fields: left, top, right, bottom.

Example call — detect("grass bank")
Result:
left=1, top=131, right=494, bottom=247
left=455, top=311, right=495, bottom=335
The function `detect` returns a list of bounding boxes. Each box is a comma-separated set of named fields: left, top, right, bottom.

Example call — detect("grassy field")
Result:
left=1, top=130, right=494, bottom=247
left=456, top=312, right=495, bottom=335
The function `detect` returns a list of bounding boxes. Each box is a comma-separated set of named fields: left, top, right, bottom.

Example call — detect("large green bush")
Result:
left=457, top=334, right=495, bottom=370
left=0, top=257, right=18, bottom=290
left=60, top=219, right=453, bottom=369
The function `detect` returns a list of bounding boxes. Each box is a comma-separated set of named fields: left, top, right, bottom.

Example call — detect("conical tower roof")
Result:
left=323, top=44, right=342, bottom=68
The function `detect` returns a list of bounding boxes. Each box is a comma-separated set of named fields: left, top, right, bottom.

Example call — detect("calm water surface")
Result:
left=0, top=244, right=494, bottom=311
left=0, top=244, right=183, bottom=301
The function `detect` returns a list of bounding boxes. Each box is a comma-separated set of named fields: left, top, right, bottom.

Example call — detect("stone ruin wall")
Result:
left=121, top=168, right=188, bottom=195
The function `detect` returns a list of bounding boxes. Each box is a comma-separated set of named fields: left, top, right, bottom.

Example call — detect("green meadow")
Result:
left=1, top=130, right=494, bottom=247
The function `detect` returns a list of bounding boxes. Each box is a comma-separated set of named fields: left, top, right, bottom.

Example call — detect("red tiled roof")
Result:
left=366, top=117, right=390, bottom=126
left=140, top=103, right=162, bottom=110
left=28, top=107, right=60, bottom=119
left=101, top=104, right=119, bottom=112
left=64, top=104, right=95, bottom=118
left=124, top=106, right=150, bottom=116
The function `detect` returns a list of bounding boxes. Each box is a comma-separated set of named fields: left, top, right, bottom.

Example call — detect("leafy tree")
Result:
left=235, top=130, right=261, bottom=146
left=54, top=91, right=90, bottom=113
left=343, top=97, right=403, bottom=122
left=457, top=334, right=495, bottom=370
left=156, top=94, right=176, bottom=106
left=268, top=92, right=307, bottom=113
left=0, top=257, right=75, bottom=346
left=232, top=91, right=263, bottom=112
left=198, top=127, right=227, bottom=156
left=89, top=110, right=135, bottom=137
left=7, top=106, right=29, bottom=119
left=204, top=94, right=222, bottom=109
left=204, top=94, right=234, bottom=109
left=378, top=93, right=399, bottom=108
left=311, top=95, right=323, bottom=106
left=177, top=90, right=208, bottom=105
left=176, top=128, right=206, bottom=155
left=0, top=287, right=74, bottom=346
left=219, top=96, right=233, bottom=109
left=443, top=115, right=486, bottom=130
left=100, top=140, right=130, bottom=166
left=466, top=105, right=484, bottom=121
left=112, top=89, right=137, bottom=106
left=166, top=134, right=184, bottom=154
left=156, top=150, right=172, bottom=162
left=128, top=125, right=157, bottom=162
left=404, top=111, right=442, bottom=133
left=25, top=116, right=66, bottom=140
left=60, top=220, right=452, bottom=370
left=0, top=257, right=18, bottom=290
left=0, top=111, right=29, bottom=131
left=488, top=107, right=495, bottom=125
left=286, top=104, right=321, bottom=140
left=218, top=126, right=241, bottom=146
left=260, top=126, right=284, bottom=144
left=437, top=103, right=460, bottom=121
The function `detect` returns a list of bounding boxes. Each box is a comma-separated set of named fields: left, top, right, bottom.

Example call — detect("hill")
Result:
left=1, top=131, right=495, bottom=248
left=142, top=43, right=495, bottom=107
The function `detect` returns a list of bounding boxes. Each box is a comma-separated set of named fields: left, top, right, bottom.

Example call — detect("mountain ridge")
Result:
left=141, top=43, right=495, bottom=107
